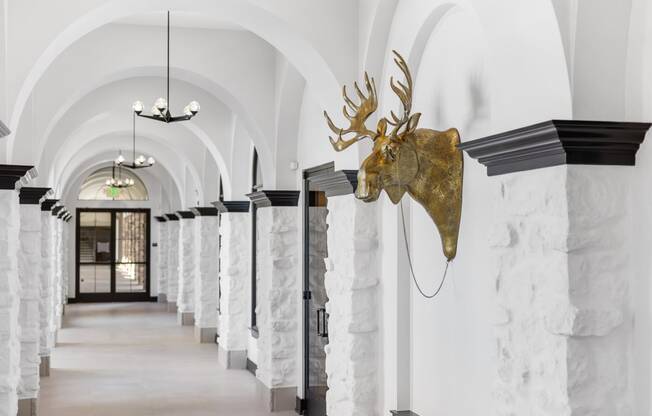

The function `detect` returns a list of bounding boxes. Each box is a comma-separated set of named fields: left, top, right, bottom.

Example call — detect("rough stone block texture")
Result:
left=17, top=205, right=41, bottom=400
left=177, top=218, right=198, bottom=314
left=166, top=221, right=180, bottom=307
left=218, top=213, right=250, bottom=352
left=255, top=207, right=299, bottom=390
left=53, top=220, right=64, bottom=330
left=308, top=207, right=328, bottom=386
left=158, top=223, right=169, bottom=298
left=0, top=191, right=22, bottom=416
left=194, top=216, right=219, bottom=329
left=39, top=214, right=55, bottom=358
left=490, top=165, right=633, bottom=415
left=324, top=196, right=379, bottom=416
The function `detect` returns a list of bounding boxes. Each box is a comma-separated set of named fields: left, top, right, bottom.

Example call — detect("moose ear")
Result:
left=405, top=113, right=421, bottom=135
left=377, top=118, right=388, bottom=136
left=384, top=185, right=407, bottom=204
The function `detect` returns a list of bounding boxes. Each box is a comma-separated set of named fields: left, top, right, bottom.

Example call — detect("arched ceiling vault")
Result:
left=7, top=0, right=355, bottom=174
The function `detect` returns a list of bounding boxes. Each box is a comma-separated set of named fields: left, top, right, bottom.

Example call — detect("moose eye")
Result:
left=383, top=145, right=396, bottom=161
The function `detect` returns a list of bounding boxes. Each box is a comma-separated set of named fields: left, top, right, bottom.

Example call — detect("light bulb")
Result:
left=117, top=154, right=125, bottom=164
left=155, top=97, right=168, bottom=112
left=183, top=105, right=192, bottom=117
left=147, top=157, right=156, bottom=165
left=132, top=100, right=144, bottom=114
left=105, top=179, right=111, bottom=186
left=151, top=106, right=162, bottom=117
left=188, top=101, right=200, bottom=114
left=118, top=180, right=123, bottom=186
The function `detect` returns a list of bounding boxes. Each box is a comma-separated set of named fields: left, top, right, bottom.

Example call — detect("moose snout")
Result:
left=355, top=169, right=379, bottom=202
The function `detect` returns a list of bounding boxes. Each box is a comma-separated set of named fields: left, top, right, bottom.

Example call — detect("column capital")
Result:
left=176, top=210, right=195, bottom=219
left=0, top=164, right=37, bottom=190
left=164, top=213, right=179, bottom=221
left=246, top=190, right=300, bottom=207
left=19, top=187, right=53, bottom=205
left=212, top=200, right=250, bottom=213
left=41, top=199, right=59, bottom=211
left=459, top=119, right=651, bottom=176
left=190, top=207, right=218, bottom=216
left=309, top=169, right=358, bottom=197
left=51, top=206, right=65, bottom=217
left=154, top=216, right=168, bottom=222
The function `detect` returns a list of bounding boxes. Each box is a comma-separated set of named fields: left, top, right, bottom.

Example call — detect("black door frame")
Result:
left=74, top=208, right=152, bottom=303
left=300, top=162, right=335, bottom=415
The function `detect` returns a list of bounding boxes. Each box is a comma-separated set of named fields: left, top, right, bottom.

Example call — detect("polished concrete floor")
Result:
left=39, top=302, right=294, bottom=416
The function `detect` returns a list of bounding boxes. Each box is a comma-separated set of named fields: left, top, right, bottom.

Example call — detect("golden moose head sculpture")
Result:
left=324, top=51, right=463, bottom=260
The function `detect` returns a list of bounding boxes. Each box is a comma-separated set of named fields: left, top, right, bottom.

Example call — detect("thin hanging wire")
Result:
left=396, top=151, right=451, bottom=299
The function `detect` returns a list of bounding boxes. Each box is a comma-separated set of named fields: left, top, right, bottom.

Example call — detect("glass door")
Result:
left=76, top=209, right=151, bottom=302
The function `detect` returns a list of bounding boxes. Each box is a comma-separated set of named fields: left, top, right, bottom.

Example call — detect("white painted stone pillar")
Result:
left=457, top=121, right=652, bottom=415
left=248, top=191, right=300, bottom=412
left=0, top=166, right=37, bottom=416
left=488, top=165, right=635, bottom=415
left=176, top=211, right=198, bottom=325
left=38, top=201, right=57, bottom=377
left=155, top=217, right=169, bottom=303
left=191, top=208, right=219, bottom=343
left=324, top=195, right=380, bottom=416
left=17, top=188, right=50, bottom=414
left=53, top=212, right=65, bottom=333
left=164, top=214, right=180, bottom=312
left=214, top=201, right=250, bottom=369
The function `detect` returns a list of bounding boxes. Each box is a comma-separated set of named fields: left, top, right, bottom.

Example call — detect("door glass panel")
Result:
left=79, top=265, right=111, bottom=293
left=115, top=212, right=147, bottom=293
left=79, top=212, right=111, bottom=263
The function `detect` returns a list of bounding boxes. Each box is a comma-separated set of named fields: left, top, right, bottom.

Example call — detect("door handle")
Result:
left=316, top=308, right=328, bottom=338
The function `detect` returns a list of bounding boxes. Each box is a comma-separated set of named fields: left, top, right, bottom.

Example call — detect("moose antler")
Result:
left=324, top=72, right=378, bottom=151
left=387, top=50, right=414, bottom=137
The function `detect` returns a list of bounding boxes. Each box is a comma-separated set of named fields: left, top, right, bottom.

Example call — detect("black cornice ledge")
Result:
left=310, top=170, right=358, bottom=197
left=164, top=213, right=179, bottom=221
left=154, top=216, right=168, bottom=222
left=246, top=190, right=300, bottom=207
left=19, top=187, right=52, bottom=205
left=0, top=165, right=37, bottom=190
left=176, top=210, right=195, bottom=219
left=190, top=206, right=218, bottom=216
left=0, top=120, right=10, bottom=138
left=212, top=200, right=250, bottom=213
left=458, top=120, right=652, bottom=176
left=42, top=199, right=59, bottom=212
left=52, top=206, right=65, bottom=217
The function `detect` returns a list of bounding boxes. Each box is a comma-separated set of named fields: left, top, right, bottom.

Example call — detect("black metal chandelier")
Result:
left=105, top=160, right=134, bottom=188
left=132, top=11, right=200, bottom=123
left=115, top=111, right=156, bottom=170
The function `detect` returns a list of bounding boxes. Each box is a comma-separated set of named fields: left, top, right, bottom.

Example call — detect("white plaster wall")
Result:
left=177, top=217, right=198, bottom=313
left=17, top=204, right=42, bottom=400
left=219, top=212, right=250, bottom=352
left=255, top=206, right=299, bottom=389
left=0, top=191, right=21, bottom=416
left=195, top=215, right=219, bottom=329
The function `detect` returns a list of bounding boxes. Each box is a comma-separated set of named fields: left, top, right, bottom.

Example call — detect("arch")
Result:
left=8, top=0, right=342, bottom=167
left=79, top=166, right=149, bottom=201
left=55, top=133, right=199, bottom=208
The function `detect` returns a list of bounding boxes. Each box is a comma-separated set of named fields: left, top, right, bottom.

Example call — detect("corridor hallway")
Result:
left=39, top=303, right=293, bottom=416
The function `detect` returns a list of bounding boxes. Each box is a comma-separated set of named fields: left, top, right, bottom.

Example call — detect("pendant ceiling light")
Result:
left=106, top=158, right=135, bottom=188
left=116, top=111, right=156, bottom=169
left=132, top=11, right=200, bottom=123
